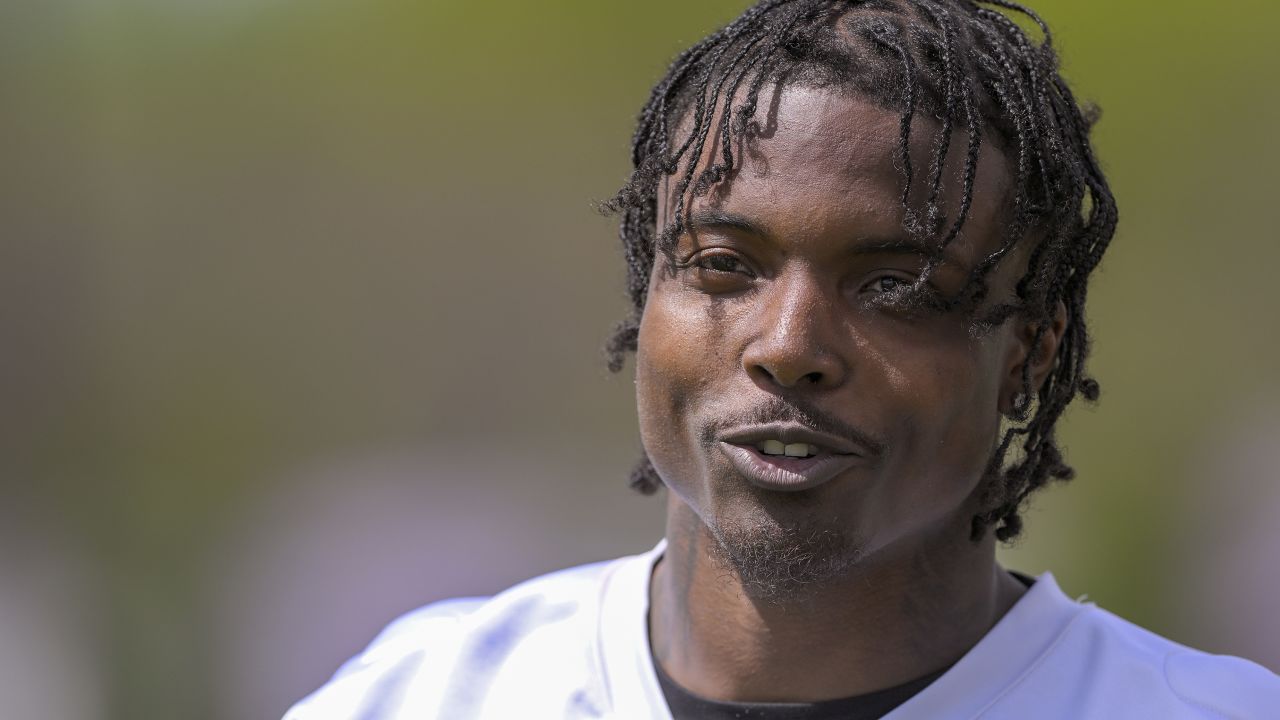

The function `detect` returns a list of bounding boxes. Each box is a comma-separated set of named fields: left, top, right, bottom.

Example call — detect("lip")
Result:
left=717, top=422, right=877, bottom=493
left=719, top=441, right=863, bottom=492
left=720, top=422, right=877, bottom=457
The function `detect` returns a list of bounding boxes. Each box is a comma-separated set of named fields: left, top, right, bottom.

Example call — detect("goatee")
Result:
left=708, top=518, right=863, bottom=605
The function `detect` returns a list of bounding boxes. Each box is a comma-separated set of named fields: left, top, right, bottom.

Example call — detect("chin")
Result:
left=704, top=495, right=868, bottom=605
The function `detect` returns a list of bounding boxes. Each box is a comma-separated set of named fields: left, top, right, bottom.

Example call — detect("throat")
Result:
left=650, top=509, right=1019, bottom=704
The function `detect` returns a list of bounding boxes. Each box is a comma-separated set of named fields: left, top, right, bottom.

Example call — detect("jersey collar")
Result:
left=596, top=540, right=1087, bottom=720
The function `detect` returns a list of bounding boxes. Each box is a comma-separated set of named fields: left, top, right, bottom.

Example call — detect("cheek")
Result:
left=634, top=285, right=725, bottom=483
left=880, top=333, right=1005, bottom=506
left=931, top=355, right=1002, bottom=460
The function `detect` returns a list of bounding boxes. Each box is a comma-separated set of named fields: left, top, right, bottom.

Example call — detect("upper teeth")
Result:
left=758, top=440, right=817, bottom=458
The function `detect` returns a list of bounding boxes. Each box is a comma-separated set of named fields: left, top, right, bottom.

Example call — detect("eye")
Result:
left=694, top=251, right=753, bottom=276
left=683, top=249, right=756, bottom=278
left=677, top=249, right=756, bottom=293
left=862, top=273, right=913, bottom=294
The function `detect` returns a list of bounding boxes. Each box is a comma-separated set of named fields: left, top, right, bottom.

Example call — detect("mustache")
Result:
left=701, top=396, right=887, bottom=457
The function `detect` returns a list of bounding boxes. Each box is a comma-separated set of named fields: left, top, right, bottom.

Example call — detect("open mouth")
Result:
left=720, top=439, right=861, bottom=492
left=754, top=439, right=820, bottom=459
left=716, top=420, right=878, bottom=492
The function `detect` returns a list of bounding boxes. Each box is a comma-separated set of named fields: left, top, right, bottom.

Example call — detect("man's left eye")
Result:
left=863, top=274, right=912, bottom=293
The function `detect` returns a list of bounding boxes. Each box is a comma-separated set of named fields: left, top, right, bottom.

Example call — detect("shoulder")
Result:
left=1076, top=603, right=1280, bottom=719
left=282, top=555, right=634, bottom=720
left=994, top=585, right=1280, bottom=720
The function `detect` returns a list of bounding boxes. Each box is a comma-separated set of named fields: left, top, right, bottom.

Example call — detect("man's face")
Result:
left=636, top=85, right=1033, bottom=599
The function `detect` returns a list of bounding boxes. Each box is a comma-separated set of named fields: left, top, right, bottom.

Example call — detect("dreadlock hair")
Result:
left=602, top=0, right=1117, bottom=543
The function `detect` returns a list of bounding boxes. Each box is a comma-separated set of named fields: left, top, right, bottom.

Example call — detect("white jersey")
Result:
left=285, top=541, right=1280, bottom=719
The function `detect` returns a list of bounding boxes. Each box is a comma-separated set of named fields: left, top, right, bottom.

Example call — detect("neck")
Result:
left=649, top=495, right=1026, bottom=703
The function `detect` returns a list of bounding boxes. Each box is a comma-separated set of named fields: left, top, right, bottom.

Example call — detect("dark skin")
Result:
left=637, top=85, right=1066, bottom=703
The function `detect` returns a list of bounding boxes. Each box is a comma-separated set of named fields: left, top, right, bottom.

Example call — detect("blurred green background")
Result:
left=1, top=1, right=1277, bottom=718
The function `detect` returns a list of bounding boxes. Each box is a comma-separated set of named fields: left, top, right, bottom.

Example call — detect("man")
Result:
left=286, top=1, right=1280, bottom=717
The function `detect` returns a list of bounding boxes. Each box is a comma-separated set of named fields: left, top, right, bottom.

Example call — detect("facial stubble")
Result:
left=704, top=491, right=866, bottom=605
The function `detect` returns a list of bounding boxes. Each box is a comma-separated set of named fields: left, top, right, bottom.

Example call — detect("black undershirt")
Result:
left=656, top=661, right=947, bottom=720
left=655, top=571, right=1037, bottom=720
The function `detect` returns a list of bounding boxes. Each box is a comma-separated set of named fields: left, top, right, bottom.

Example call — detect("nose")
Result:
left=741, top=272, right=847, bottom=391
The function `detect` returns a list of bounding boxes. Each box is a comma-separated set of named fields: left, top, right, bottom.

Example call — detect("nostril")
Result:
left=750, top=365, right=775, bottom=384
left=747, top=364, right=827, bottom=389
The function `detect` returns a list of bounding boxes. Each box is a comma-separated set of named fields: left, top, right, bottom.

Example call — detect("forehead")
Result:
left=737, top=85, right=905, bottom=185
left=662, top=84, right=1016, bottom=262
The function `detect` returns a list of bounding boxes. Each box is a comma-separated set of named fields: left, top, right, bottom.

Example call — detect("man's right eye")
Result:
left=676, top=250, right=756, bottom=292
left=697, top=253, right=751, bottom=275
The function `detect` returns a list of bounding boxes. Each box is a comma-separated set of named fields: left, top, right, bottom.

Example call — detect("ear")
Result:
left=999, top=301, right=1068, bottom=416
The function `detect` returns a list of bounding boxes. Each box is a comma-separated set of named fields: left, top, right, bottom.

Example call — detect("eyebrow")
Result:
left=848, top=238, right=940, bottom=258
left=686, top=208, right=946, bottom=261
left=686, top=209, right=770, bottom=238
